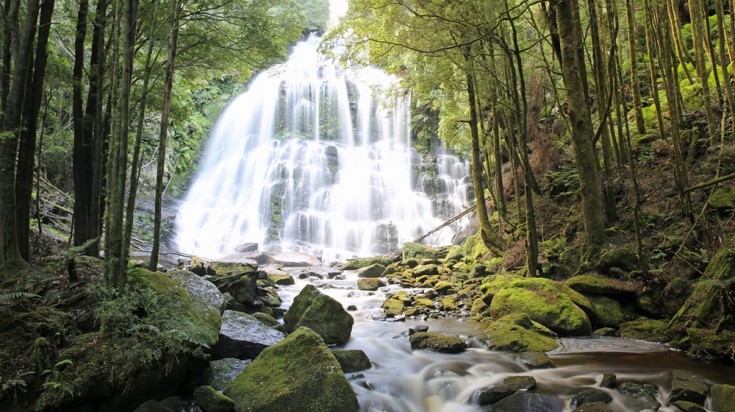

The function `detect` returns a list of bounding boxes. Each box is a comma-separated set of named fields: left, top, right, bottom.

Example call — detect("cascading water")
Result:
left=174, top=35, right=471, bottom=260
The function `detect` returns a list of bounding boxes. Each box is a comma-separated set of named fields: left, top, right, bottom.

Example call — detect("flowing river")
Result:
left=275, top=269, right=735, bottom=412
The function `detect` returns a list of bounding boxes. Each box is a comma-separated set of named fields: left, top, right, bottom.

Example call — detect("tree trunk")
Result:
left=553, top=0, right=607, bottom=258
left=149, top=0, right=182, bottom=270
left=625, top=0, right=645, bottom=134
left=16, top=0, right=55, bottom=261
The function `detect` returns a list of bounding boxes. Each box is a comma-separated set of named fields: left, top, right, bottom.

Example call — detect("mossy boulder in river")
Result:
left=223, top=327, right=358, bottom=412
left=409, top=332, right=467, bottom=353
left=484, top=313, right=559, bottom=353
left=284, top=284, right=353, bottom=345
left=402, top=242, right=446, bottom=262
left=484, top=276, right=592, bottom=336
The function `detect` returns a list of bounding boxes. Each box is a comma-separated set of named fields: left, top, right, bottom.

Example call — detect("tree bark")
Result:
left=553, top=0, right=607, bottom=258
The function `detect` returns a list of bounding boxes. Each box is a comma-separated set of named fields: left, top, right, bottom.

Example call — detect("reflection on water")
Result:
left=276, top=270, right=735, bottom=412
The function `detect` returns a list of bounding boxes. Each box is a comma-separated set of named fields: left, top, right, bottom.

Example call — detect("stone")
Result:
left=670, top=370, right=710, bottom=405
left=357, top=264, right=386, bottom=278
left=617, top=318, right=673, bottom=342
left=204, top=358, right=251, bottom=391
left=193, top=385, right=235, bottom=412
left=223, top=327, right=358, bottom=412
left=165, top=270, right=225, bottom=314
left=518, top=351, right=556, bottom=369
left=565, top=274, right=639, bottom=298
left=341, top=256, right=392, bottom=271
left=587, top=295, right=627, bottom=327
left=411, top=264, right=439, bottom=277
left=212, top=310, right=286, bottom=360
left=572, top=402, right=613, bottom=412
left=208, top=260, right=259, bottom=276
left=444, top=245, right=464, bottom=262
left=484, top=313, right=559, bottom=353
left=708, top=186, right=735, bottom=211
left=133, top=400, right=175, bottom=412
left=234, top=243, right=259, bottom=253
left=267, top=273, right=295, bottom=286
left=284, top=284, right=354, bottom=345
left=433, top=280, right=454, bottom=294
left=408, top=325, right=429, bottom=335
left=503, top=376, right=536, bottom=391
left=569, top=388, right=612, bottom=409
left=357, top=278, right=385, bottom=291
left=402, top=242, right=446, bottom=262
left=485, top=276, right=592, bottom=336
left=617, top=382, right=660, bottom=411
left=490, top=392, right=564, bottom=412
left=596, top=246, right=638, bottom=275
left=592, top=327, right=616, bottom=337
left=672, top=400, right=707, bottom=412
left=332, top=349, right=372, bottom=372
left=475, top=383, right=516, bottom=405
left=711, top=384, right=735, bottom=412
left=219, top=252, right=268, bottom=265
left=409, top=332, right=467, bottom=353
left=382, top=297, right=405, bottom=317
left=600, top=373, right=616, bottom=388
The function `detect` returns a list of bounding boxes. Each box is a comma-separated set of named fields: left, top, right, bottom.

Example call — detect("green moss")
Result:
left=402, top=242, right=446, bottom=262
left=193, top=385, right=235, bottom=412
left=444, top=245, right=465, bottom=262
left=356, top=278, right=385, bottom=291
left=708, top=186, right=735, bottom=211
left=485, top=313, right=559, bottom=353
left=409, top=332, right=467, bottom=353
left=382, top=297, right=405, bottom=317
left=223, top=327, right=358, bottom=412
left=341, top=256, right=391, bottom=270
left=588, top=295, right=627, bottom=327
left=283, top=284, right=353, bottom=345
left=618, top=318, right=673, bottom=342
left=566, top=274, right=639, bottom=297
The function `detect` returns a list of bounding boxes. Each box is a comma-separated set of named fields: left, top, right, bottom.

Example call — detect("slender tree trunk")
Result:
left=625, top=0, right=645, bottom=134
left=149, top=0, right=182, bottom=270
left=16, top=0, right=55, bottom=261
left=90, top=0, right=108, bottom=253
left=553, top=0, right=607, bottom=258
left=688, top=0, right=717, bottom=144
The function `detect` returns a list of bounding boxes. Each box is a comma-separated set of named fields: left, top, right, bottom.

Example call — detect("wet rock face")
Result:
left=484, top=313, right=559, bottom=353
left=223, top=327, right=359, bottom=412
left=408, top=331, right=467, bottom=353
left=284, top=284, right=354, bottom=345
left=212, top=310, right=285, bottom=360
left=331, top=349, right=372, bottom=372
left=669, top=370, right=710, bottom=406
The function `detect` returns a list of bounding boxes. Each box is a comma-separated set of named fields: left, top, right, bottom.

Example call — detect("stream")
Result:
left=274, top=267, right=735, bottom=412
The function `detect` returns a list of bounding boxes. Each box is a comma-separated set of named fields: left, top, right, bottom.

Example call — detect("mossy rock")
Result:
left=207, top=261, right=258, bottom=277
left=670, top=370, right=709, bottom=406
left=284, top=285, right=353, bottom=345
left=618, top=318, right=673, bottom=342
left=441, top=296, right=458, bottom=311
left=711, top=384, right=735, bottom=412
left=193, top=385, right=235, bottom=412
left=708, top=186, right=735, bottom=212
left=223, top=327, right=358, bottom=412
left=433, top=280, right=454, bottom=295
left=414, top=297, right=435, bottom=308
left=340, top=256, right=391, bottom=271
left=597, top=246, right=638, bottom=275
left=484, top=313, right=559, bottom=353
left=587, top=295, right=627, bottom=328
left=671, top=246, right=735, bottom=329
left=565, top=274, right=639, bottom=298
left=680, top=328, right=735, bottom=362
left=356, top=278, right=385, bottom=291
left=402, top=242, right=446, bottom=262
left=382, top=298, right=405, bottom=317
left=444, top=245, right=465, bottom=263
left=411, top=264, right=439, bottom=277
left=357, top=264, right=386, bottom=278
left=486, top=277, right=592, bottom=336
left=409, top=332, right=467, bottom=353
left=267, top=273, right=294, bottom=286
left=463, top=233, right=491, bottom=261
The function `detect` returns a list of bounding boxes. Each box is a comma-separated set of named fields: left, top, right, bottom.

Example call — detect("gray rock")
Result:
left=357, top=263, right=386, bottom=278
left=672, top=400, right=708, bottom=412
left=600, top=373, right=616, bottom=388
left=272, top=252, right=321, bottom=267
left=570, top=388, right=612, bottom=409
left=193, top=385, right=235, bottom=412
left=475, top=383, right=516, bottom=405
left=503, top=376, right=536, bottom=391
left=205, top=358, right=251, bottom=391
left=409, top=332, right=466, bottom=353
left=332, top=349, right=372, bottom=372
left=617, top=382, right=661, bottom=411
left=212, top=310, right=285, bottom=359
left=670, top=370, right=710, bottom=406
left=284, top=284, right=354, bottom=345
left=234, top=242, right=259, bottom=253
left=491, top=392, right=564, bottom=412
left=518, top=351, right=556, bottom=369
left=572, top=401, right=613, bottom=412
left=165, top=270, right=224, bottom=313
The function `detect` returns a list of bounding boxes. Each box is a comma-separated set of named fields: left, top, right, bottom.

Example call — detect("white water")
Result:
left=174, top=35, right=470, bottom=261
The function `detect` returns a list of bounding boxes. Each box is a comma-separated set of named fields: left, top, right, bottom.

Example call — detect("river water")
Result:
left=275, top=269, right=735, bottom=412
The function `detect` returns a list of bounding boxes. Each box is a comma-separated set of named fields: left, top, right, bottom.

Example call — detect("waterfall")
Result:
left=174, top=35, right=471, bottom=261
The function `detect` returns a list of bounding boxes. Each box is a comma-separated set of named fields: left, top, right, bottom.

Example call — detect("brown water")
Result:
left=277, top=271, right=735, bottom=412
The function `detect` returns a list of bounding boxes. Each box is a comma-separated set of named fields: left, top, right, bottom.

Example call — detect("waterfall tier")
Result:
left=174, top=35, right=471, bottom=261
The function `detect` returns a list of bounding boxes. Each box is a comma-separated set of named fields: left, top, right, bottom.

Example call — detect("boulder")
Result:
left=267, top=273, right=295, bottom=286
left=618, top=318, right=673, bottom=342
left=596, top=246, right=638, bottom=275
left=234, top=243, right=259, bottom=253
left=669, top=370, right=709, bottom=406
left=711, top=384, right=735, bottom=412
left=219, top=252, right=268, bottom=265
left=357, top=278, right=385, bottom=291
left=485, top=313, right=559, bottom=352
left=672, top=401, right=707, bottom=412
left=223, top=327, right=358, bottom=412
left=565, top=274, right=639, bottom=298
left=411, top=264, right=439, bottom=277
left=569, top=388, right=612, bottom=409
left=587, top=295, right=627, bottom=327
left=212, top=311, right=285, bottom=360
left=490, top=392, right=564, bottom=412
left=444, top=245, right=464, bottom=262
left=616, top=382, right=660, bottom=411
left=341, top=256, right=392, bottom=271
left=357, top=264, right=386, bottom=278
left=486, top=277, right=592, bottom=336
left=402, top=242, right=446, bottom=262
left=284, top=284, right=353, bottom=345
left=503, top=376, right=536, bottom=391
left=571, top=402, right=613, bottom=412
left=331, top=349, right=372, bottom=372
left=165, top=270, right=225, bottom=314
left=409, top=332, right=467, bottom=353
left=475, top=383, right=516, bottom=405
left=193, top=386, right=235, bottom=412
left=708, top=186, right=735, bottom=212
left=204, top=358, right=251, bottom=391
left=518, top=351, right=556, bottom=369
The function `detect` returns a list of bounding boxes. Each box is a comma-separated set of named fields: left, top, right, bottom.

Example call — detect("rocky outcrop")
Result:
left=223, top=327, right=358, bottom=412
left=212, top=311, right=285, bottom=360
left=484, top=313, right=559, bottom=352
left=284, top=284, right=353, bottom=345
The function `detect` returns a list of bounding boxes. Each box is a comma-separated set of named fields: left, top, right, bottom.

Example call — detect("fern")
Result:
left=0, top=292, right=44, bottom=303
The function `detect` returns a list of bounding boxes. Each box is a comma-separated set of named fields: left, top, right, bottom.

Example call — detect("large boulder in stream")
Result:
left=284, top=284, right=354, bottom=345
left=409, top=332, right=467, bottom=353
left=483, top=276, right=592, bottom=336
left=223, top=327, right=358, bottom=412
left=485, top=313, right=559, bottom=352
left=212, top=310, right=285, bottom=360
